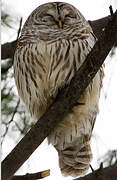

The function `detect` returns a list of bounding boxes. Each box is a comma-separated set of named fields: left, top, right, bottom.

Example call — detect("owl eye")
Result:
left=41, top=14, right=54, bottom=22
left=65, top=14, right=76, bottom=19
left=46, top=14, right=54, bottom=18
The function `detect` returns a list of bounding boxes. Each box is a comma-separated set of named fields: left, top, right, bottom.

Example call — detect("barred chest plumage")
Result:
left=14, top=34, right=95, bottom=120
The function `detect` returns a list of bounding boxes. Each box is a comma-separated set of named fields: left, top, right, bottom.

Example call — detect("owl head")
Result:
left=23, top=2, right=88, bottom=30
left=19, top=2, right=92, bottom=43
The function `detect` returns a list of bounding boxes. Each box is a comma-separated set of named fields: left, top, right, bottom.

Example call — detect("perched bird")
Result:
left=14, top=2, right=103, bottom=177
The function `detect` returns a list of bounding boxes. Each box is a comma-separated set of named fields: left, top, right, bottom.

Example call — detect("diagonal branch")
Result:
left=1, top=10, right=117, bottom=180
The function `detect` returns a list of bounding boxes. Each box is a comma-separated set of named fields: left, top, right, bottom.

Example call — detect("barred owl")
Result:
left=14, top=2, right=103, bottom=177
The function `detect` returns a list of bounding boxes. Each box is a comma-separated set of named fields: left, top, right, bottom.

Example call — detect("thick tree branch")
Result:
left=2, top=10, right=117, bottom=180
left=74, top=163, right=117, bottom=180
left=1, top=14, right=116, bottom=60
left=1, top=40, right=17, bottom=60
left=89, top=16, right=111, bottom=38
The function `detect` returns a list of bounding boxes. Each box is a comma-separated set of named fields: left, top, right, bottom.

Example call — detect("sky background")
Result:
left=2, top=0, right=117, bottom=179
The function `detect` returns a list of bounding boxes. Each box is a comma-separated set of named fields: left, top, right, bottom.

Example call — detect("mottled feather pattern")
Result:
left=14, top=2, right=103, bottom=177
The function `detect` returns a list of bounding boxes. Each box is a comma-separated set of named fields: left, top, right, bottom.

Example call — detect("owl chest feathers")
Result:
left=14, top=36, right=101, bottom=150
left=14, top=36, right=96, bottom=120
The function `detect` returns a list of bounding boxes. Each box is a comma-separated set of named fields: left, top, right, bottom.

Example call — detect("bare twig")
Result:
left=109, top=5, right=114, bottom=16
left=73, top=164, right=117, bottom=180
left=89, top=165, right=95, bottom=173
left=16, top=18, right=23, bottom=40
left=10, top=99, right=20, bottom=123
left=10, top=169, right=50, bottom=180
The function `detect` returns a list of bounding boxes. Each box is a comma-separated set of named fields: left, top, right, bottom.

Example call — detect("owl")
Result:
left=14, top=2, right=103, bottom=177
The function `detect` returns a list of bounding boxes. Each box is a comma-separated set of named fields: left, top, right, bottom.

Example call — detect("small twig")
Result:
left=73, top=164, right=117, bottom=180
left=9, top=99, right=20, bottom=123
left=10, top=169, right=50, bottom=180
left=17, top=18, right=23, bottom=40
left=109, top=5, right=114, bottom=16
left=90, top=165, right=95, bottom=172
left=99, top=162, right=103, bottom=170
left=89, top=164, right=103, bottom=178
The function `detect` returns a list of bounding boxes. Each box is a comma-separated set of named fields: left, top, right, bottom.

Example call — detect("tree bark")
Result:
left=10, top=169, right=50, bottom=180
left=74, top=163, right=117, bottom=180
left=1, top=10, right=117, bottom=180
left=1, top=40, right=17, bottom=60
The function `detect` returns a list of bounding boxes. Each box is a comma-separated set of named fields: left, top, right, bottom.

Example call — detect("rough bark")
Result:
left=74, top=163, right=117, bottom=180
left=1, top=40, right=17, bottom=60
left=1, top=10, right=117, bottom=180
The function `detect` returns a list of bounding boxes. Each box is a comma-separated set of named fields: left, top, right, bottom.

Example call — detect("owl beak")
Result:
left=58, top=20, right=63, bottom=28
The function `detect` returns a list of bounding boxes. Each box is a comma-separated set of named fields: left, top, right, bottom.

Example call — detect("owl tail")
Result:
left=57, top=141, right=92, bottom=177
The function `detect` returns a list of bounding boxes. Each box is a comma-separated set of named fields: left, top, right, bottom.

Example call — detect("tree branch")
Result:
left=1, top=10, right=117, bottom=180
left=1, top=17, right=22, bottom=60
left=89, top=16, right=110, bottom=39
left=10, top=169, right=50, bottom=180
left=74, top=163, right=117, bottom=180
left=1, top=40, right=17, bottom=60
